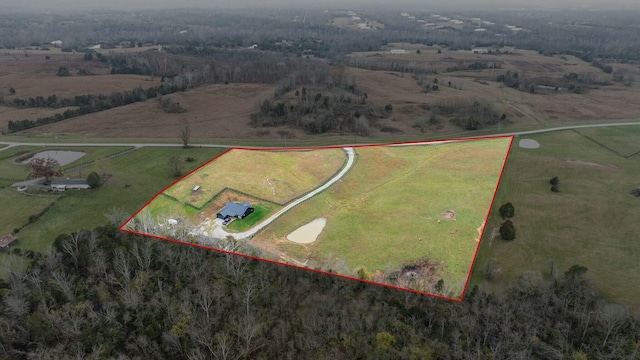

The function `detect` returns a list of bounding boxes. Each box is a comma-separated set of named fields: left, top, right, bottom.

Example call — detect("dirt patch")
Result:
left=395, top=258, right=444, bottom=290
left=441, top=209, right=456, bottom=221
left=286, top=218, right=327, bottom=244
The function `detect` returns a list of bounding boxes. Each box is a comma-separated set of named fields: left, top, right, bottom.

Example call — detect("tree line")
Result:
left=1, top=222, right=639, bottom=359
left=5, top=83, right=186, bottom=132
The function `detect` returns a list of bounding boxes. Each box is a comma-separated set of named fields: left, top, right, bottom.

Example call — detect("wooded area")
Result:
left=1, top=223, right=639, bottom=359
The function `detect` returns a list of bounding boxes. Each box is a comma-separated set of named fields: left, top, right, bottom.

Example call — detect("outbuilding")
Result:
left=51, top=179, right=90, bottom=191
left=0, top=234, right=17, bottom=251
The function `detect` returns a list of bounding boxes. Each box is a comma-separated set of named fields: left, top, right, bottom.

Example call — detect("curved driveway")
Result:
left=208, top=147, right=354, bottom=240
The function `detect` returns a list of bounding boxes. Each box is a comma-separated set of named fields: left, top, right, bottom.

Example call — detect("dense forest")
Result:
left=1, top=222, right=639, bottom=359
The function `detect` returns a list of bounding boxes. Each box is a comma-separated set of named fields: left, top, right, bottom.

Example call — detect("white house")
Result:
left=50, top=40, right=63, bottom=47
left=51, top=179, right=90, bottom=191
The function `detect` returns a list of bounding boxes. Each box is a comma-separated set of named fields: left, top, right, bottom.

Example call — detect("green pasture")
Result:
left=574, top=127, right=640, bottom=157
left=8, top=147, right=225, bottom=253
left=472, top=130, right=640, bottom=306
left=255, top=138, right=512, bottom=297
left=165, top=148, right=346, bottom=208
left=0, top=189, right=57, bottom=236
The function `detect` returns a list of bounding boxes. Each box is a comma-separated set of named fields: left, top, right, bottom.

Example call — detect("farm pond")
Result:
left=21, top=150, right=86, bottom=166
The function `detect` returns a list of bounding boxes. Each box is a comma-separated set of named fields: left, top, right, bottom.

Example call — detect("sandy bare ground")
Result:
left=19, top=83, right=277, bottom=139
left=286, top=218, right=327, bottom=244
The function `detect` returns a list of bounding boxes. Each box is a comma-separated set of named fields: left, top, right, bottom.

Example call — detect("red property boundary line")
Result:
left=119, top=135, right=515, bottom=302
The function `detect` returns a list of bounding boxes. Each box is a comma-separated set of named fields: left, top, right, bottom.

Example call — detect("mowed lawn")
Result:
left=254, top=138, right=512, bottom=296
left=165, top=148, right=347, bottom=208
left=472, top=130, right=640, bottom=306
left=11, top=147, right=225, bottom=252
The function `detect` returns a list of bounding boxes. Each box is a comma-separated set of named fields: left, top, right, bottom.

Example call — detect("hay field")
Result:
left=164, top=148, right=347, bottom=208
left=0, top=51, right=161, bottom=99
left=252, top=138, right=512, bottom=297
left=348, top=47, right=640, bottom=133
left=18, top=83, right=278, bottom=139
left=472, top=129, right=640, bottom=306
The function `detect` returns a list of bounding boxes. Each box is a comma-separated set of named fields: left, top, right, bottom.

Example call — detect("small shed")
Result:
left=0, top=234, right=17, bottom=251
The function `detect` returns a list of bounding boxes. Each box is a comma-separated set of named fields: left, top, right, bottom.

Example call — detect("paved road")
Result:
left=200, top=147, right=355, bottom=240
left=1, top=121, right=640, bottom=151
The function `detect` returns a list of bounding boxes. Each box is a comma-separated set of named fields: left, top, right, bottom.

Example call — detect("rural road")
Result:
left=2, top=121, right=640, bottom=152
left=199, top=147, right=355, bottom=240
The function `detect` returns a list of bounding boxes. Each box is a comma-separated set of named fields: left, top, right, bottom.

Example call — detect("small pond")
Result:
left=21, top=150, right=86, bottom=166
left=287, top=218, right=327, bottom=244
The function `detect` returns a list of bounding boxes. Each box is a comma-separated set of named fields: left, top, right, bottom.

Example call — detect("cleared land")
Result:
left=5, top=45, right=639, bottom=142
left=3, top=146, right=224, bottom=253
left=472, top=129, right=640, bottom=306
left=15, top=83, right=277, bottom=139
left=250, top=138, right=512, bottom=298
left=164, top=148, right=347, bottom=207
left=347, top=46, right=640, bottom=134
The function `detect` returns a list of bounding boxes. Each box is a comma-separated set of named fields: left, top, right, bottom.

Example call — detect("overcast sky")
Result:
left=0, top=0, right=637, bottom=12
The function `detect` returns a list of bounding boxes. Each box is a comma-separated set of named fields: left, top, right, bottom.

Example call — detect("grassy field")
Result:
left=226, top=203, right=277, bottom=232
left=0, top=190, right=57, bottom=236
left=471, top=129, right=640, bottom=306
left=165, top=148, right=347, bottom=208
left=574, top=127, right=640, bottom=157
left=0, top=146, right=132, bottom=181
left=7, top=147, right=225, bottom=253
left=252, top=138, right=512, bottom=297
left=4, top=45, right=638, bottom=143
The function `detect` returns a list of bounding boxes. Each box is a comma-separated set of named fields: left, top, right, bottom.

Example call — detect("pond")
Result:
left=518, top=139, right=541, bottom=149
left=286, top=218, right=327, bottom=244
left=21, top=150, right=87, bottom=166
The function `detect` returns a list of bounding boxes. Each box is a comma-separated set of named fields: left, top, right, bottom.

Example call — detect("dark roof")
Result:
left=51, top=179, right=88, bottom=186
left=218, top=201, right=253, bottom=218
left=0, top=234, right=17, bottom=248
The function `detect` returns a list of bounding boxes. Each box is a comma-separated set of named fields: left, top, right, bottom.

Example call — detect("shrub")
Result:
left=498, top=202, right=515, bottom=219
left=499, top=220, right=516, bottom=241
left=87, top=171, right=101, bottom=188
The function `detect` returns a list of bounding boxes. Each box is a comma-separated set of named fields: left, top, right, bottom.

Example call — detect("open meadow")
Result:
left=14, top=83, right=277, bottom=139
left=164, top=148, right=347, bottom=207
left=4, top=44, right=639, bottom=144
left=251, top=138, right=512, bottom=298
left=471, top=129, right=640, bottom=306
